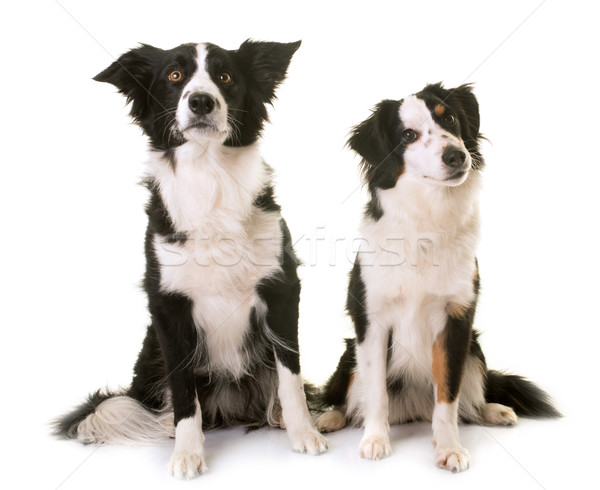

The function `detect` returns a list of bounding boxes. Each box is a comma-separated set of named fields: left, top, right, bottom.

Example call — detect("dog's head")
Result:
left=349, top=83, right=482, bottom=192
left=94, top=40, right=301, bottom=149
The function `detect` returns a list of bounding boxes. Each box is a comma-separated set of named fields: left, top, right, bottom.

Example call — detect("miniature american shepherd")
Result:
left=53, top=40, right=327, bottom=479
left=315, top=83, right=560, bottom=472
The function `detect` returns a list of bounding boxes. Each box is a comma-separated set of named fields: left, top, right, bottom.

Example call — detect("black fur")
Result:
left=346, top=259, right=369, bottom=343
left=416, top=83, right=484, bottom=169
left=54, top=40, right=304, bottom=440
left=485, top=371, right=562, bottom=418
left=348, top=84, right=485, bottom=223
left=441, top=269, right=480, bottom=403
left=93, top=40, right=300, bottom=151
left=93, top=43, right=198, bottom=150
left=52, top=390, right=121, bottom=441
left=256, top=219, right=302, bottom=374
left=253, top=184, right=282, bottom=213
left=348, top=99, right=402, bottom=220
left=318, top=83, right=560, bottom=424
left=318, top=338, right=357, bottom=409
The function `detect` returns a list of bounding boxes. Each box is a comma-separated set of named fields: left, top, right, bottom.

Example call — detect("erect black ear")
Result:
left=94, top=44, right=163, bottom=121
left=235, top=39, right=301, bottom=102
left=446, top=84, right=480, bottom=143
left=348, top=100, right=402, bottom=190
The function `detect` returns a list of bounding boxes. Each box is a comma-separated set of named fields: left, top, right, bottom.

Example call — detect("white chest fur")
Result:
left=149, top=141, right=282, bottom=376
left=359, top=173, right=481, bottom=381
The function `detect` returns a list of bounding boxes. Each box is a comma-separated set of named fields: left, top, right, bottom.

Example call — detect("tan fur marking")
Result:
left=432, top=337, right=449, bottom=403
left=348, top=372, right=355, bottom=392
left=447, top=302, right=468, bottom=319
left=434, top=104, right=445, bottom=116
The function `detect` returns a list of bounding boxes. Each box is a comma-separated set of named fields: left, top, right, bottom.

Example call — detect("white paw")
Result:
left=315, top=409, right=347, bottom=433
left=167, top=451, right=207, bottom=480
left=435, top=446, right=470, bottom=473
left=482, top=403, right=518, bottom=426
left=359, top=433, right=392, bottom=461
left=288, top=427, right=329, bottom=455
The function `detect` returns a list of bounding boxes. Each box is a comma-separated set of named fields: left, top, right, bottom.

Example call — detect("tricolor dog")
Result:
left=315, top=83, right=560, bottom=472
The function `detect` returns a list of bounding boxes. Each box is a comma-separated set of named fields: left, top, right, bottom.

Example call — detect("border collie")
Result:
left=315, top=83, right=560, bottom=472
left=53, top=40, right=327, bottom=479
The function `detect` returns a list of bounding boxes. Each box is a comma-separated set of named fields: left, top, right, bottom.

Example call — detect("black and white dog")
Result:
left=315, top=84, right=560, bottom=472
left=54, top=40, right=327, bottom=479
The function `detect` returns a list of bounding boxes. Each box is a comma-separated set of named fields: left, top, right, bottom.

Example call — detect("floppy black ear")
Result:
left=235, top=39, right=301, bottom=102
left=94, top=44, right=163, bottom=121
left=446, top=84, right=480, bottom=143
left=348, top=100, right=402, bottom=191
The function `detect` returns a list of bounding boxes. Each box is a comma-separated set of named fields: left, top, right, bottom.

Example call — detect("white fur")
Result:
left=315, top=409, right=346, bottom=433
left=432, top=398, right=470, bottom=472
left=347, top=99, right=483, bottom=463
left=176, top=44, right=229, bottom=140
left=400, top=95, right=471, bottom=186
left=149, top=141, right=282, bottom=377
left=482, top=403, right=518, bottom=426
left=353, top=323, right=391, bottom=460
left=276, top=360, right=328, bottom=455
left=167, top=399, right=206, bottom=480
left=76, top=396, right=175, bottom=445
left=345, top=354, right=486, bottom=428
left=353, top=170, right=481, bottom=413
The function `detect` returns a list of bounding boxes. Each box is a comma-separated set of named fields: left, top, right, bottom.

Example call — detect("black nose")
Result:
left=188, top=92, right=215, bottom=115
left=442, top=147, right=467, bottom=168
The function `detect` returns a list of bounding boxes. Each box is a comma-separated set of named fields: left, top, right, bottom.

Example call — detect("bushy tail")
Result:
left=309, top=338, right=357, bottom=413
left=485, top=370, right=562, bottom=418
left=52, top=389, right=174, bottom=445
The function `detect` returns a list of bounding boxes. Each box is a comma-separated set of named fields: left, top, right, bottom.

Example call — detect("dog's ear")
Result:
left=348, top=100, right=402, bottom=190
left=235, top=40, right=301, bottom=103
left=94, top=44, right=162, bottom=121
left=447, top=84, right=480, bottom=143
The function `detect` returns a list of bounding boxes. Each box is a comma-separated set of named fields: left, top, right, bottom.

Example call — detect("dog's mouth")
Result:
left=178, top=120, right=229, bottom=144
left=423, top=168, right=470, bottom=186
left=446, top=169, right=468, bottom=181
left=182, top=120, right=222, bottom=133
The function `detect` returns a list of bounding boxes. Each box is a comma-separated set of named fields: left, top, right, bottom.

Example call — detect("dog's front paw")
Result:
left=288, top=427, right=328, bottom=455
left=359, top=433, right=392, bottom=461
left=434, top=446, right=470, bottom=473
left=167, top=451, right=207, bottom=480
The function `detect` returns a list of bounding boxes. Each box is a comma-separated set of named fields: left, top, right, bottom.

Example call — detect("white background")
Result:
left=2, top=0, right=599, bottom=488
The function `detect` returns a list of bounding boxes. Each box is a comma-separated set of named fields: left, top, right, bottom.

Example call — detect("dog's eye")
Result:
left=168, top=70, right=183, bottom=83
left=444, top=114, right=456, bottom=125
left=218, top=72, right=232, bottom=84
left=402, top=129, right=418, bottom=143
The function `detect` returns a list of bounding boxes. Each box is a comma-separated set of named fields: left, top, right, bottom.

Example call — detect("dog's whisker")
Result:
left=56, top=39, right=324, bottom=481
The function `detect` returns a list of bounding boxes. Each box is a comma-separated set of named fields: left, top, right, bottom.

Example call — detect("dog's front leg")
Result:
left=151, top=293, right=206, bottom=479
left=275, top=358, right=328, bottom=454
left=431, top=305, right=474, bottom=472
left=355, top=320, right=391, bottom=460
left=258, top=232, right=327, bottom=455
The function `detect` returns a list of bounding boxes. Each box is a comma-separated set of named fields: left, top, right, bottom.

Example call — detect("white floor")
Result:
left=17, top=411, right=587, bottom=490
left=4, top=2, right=600, bottom=489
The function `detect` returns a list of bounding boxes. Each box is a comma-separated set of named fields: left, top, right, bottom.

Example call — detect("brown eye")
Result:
left=444, top=114, right=456, bottom=125
left=169, top=70, right=183, bottom=83
left=402, top=129, right=418, bottom=143
left=218, top=72, right=232, bottom=84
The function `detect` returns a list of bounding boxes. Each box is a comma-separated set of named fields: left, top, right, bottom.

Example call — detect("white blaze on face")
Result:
left=399, top=96, right=471, bottom=186
left=176, top=43, right=228, bottom=140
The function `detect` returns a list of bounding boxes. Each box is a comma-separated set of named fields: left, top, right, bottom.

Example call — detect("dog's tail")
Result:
left=485, top=370, right=562, bottom=418
left=52, top=389, right=174, bottom=445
